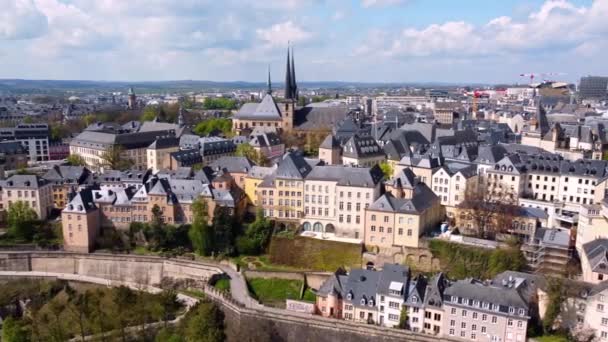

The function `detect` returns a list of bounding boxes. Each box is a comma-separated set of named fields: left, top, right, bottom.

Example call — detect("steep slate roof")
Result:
left=63, top=189, right=97, bottom=213
left=368, top=183, right=439, bottom=214
left=342, top=134, right=384, bottom=159
left=444, top=278, right=531, bottom=313
left=0, top=175, right=47, bottom=188
left=275, top=152, right=313, bottom=179
left=209, top=156, right=254, bottom=174
left=305, top=165, right=384, bottom=188
left=294, top=105, right=350, bottom=131
left=342, top=269, right=381, bottom=309
left=43, top=165, right=90, bottom=184
left=319, top=134, right=340, bottom=150
left=316, top=269, right=347, bottom=297
left=148, top=136, right=179, bottom=150
left=386, top=168, right=417, bottom=189
left=583, top=239, right=608, bottom=275
left=233, top=94, right=282, bottom=121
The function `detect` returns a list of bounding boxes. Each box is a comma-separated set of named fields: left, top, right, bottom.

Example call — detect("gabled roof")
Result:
left=319, top=134, right=340, bottom=149
left=305, top=165, right=384, bottom=188
left=209, top=156, right=254, bottom=174
left=233, top=93, right=282, bottom=121
left=64, top=189, right=97, bottom=213
left=275, top=152, right=313, bottom=179
left=583, top=239, right=608, bottom=275
left=368, top=183, right=439, bottom=214
left=386, top=168, right=417, bottom=189
left=342, top=134, right=384, bottom=159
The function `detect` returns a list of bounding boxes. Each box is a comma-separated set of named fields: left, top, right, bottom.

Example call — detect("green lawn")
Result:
left=302, top=287, right=316, bottom=302
left=214, top=278, right=230, bottom=293
left=268, top=236, right=362, bottom=271
left=247, top=278, right=303, bottom=308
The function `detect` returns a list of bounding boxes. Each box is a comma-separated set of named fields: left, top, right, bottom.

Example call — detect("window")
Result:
left=481, top=326, right=486, bottom=333
left=472, top=324, right=477, bottom=331
left=407, top=229, right=412, bottom=236
left=449, top=329, right=454, bottom=336
left=371, top=225, right=376, bottom=232
left=602, top=318, right=608, bottom=326
left=491, top=316, right=497, bottom=324
left=517, top=321, right=523, bottom=328
left=508, top=319, right=513, bottom=326
left=451, top=308, right=456, bottom=315
left=471, top=333, right=476, bottom=340
left=398, top=228, right=403, bottom=235
left=473, top=312, right=478, bottom=320
left=371, top=215, right=376, bottom=221
left=462, top=310, right=467, bottom=317
left=450, top=320, right=455, bottom=327
left=461, top=322, right=466, bottom=329
left=598, top=304, right=605, bottom=312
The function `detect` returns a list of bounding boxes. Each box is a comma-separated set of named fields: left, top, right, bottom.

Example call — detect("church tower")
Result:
left=128, top=87, right=136, bottom=110
left=282, top=44, right=297, bottom=132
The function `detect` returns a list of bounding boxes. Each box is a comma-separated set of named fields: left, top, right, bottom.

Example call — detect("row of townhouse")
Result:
left=244, top=151, right=444, bottom=245
left=61, top=160, right=249, bottom=253
left=315, top=264, right=535, bottom=342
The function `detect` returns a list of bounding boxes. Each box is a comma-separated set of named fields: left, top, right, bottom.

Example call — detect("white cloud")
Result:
left=371, top=0, right=608, bottom=58
left=0, top=0, right=48, bottom=40
left=361, top=0, right=408, bottom=8
left=256, top=21, right=313, bottom=47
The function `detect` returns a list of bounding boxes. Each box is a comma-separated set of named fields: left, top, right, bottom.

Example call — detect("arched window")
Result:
left=302, top=222, right=312, bottom=231
left=313, top=222, right=323, bottom=232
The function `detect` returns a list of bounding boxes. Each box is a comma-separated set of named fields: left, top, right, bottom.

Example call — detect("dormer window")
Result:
left=412, top=296, right=418, bottom=303
left=368, top=299, right=374, bottom=307
left=518, top=308, right=525, bottom=316
left=509, top=307, right=515, bottom=314
left=347, top=292, right=353, bottom=300
left=361, top=298, right=366, bottom=305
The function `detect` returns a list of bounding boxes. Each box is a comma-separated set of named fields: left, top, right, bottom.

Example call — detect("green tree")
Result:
left=193, top=118, right=233, bottom=137
left=112, top=286, right=136, bottom=342
left=543, top=277, right=564, bottom=333
left=212, top=207, right=237, bottom=256
left=155, top=328, right=184, bottom=342
left=7, top=201, right=38, bottom=241
left=50, top=124, right=68, bottom=140
left=183, top=302, right=225, bottom=342
left=235, top=143, right=267, bottom=166
left=236, top=209, right=273, bottom=255
left=66, top=154, right=86, bottom=166
left=379, top=161, right=393, bottom=179
left=203, top=98, right=236, bottom=110
left=159, top=290, right=181, bottom=327
left=151, top=204, right=163, bottom=228
left=398, top=306, right=408, bottom=329
left=99, top=145, right=133, bottom=170
left=66, top=289, right=95, bottom=342
left=188, top=199, right=213, bottom=256
left=141, top=106, right=157, bottom=122
left=83, top=114, right=96, bottom=126
left=2, top=317, right=30, bottom=342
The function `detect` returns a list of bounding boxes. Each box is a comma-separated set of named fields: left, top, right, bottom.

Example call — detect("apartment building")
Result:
left=209, top=156, right=255, bottom=192
left=244, top=165, right=276, bottom=206
left=0, top=175, right=53, bottom=220
left=257, top=152, right=316, bottom=222
left=522, top=228, right=572, bottom=275
left=341, top=134, right=386, bottom=167
left=70, top=128, right=179, bottom=171
left=443, top=278, right=532, bottom=342
left=43, top=165, right=93, bottom=208
left=0, top=124, right=50, bottom=162
left=62, top=189, right=99, bottom=253
left=431, top=163, right=478, bottom=211
left=147, top=136, right=180, bottom=173
left=301, top=165, right=383, bottom=239
left=364, top=182, right=443, bottom=249
left=403, top=273, right=449, bottom=335
left=0, top=141, right=28, bottom=170
left=582, top=282, right=608, bottom=341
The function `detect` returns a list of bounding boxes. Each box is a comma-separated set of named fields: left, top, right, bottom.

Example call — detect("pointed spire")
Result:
left=284, top=41, right=293, bottom=100
left=290, top=46, right=298, bottom=101
left=178, top=105, right=184, bottom=127
left=267, top=64, right=272, bottom=95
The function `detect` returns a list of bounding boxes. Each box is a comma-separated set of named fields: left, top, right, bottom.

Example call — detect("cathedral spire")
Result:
left=267, top=64, right=272, bottom=95
left=290, top=46, right=298, bottom=101
left=284, top=41, right=293, bottom=100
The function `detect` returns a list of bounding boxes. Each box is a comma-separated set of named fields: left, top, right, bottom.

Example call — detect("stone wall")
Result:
left=0, top=252, right=223, bottom=286
left=364, top=244, right=441, bottom=273
left=243, top=270, right=332, bottom=291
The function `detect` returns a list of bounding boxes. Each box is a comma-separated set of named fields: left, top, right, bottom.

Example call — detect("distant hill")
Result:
left=0, top=78, right=491, bottom=94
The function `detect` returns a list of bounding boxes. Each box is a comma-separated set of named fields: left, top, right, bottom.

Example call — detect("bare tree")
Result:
left=458, top=178, right=518, bottom=240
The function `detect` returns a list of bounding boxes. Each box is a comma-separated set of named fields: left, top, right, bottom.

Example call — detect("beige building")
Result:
left=431, top=164, right=478, bottom=213
left=581, top=282, right=608, bottom=341
left=0, top=175, right=53, bottom=220
left=301, top=165, right=384, bottom=239
left=443, top=278, right=531, bottom=342
left=42, top=165, right=92, bottom=208
left=364, top=183, right=443, bottom=249
left=147, top=137, right=180, bottom=173
left=62, top=190, right=99, bottom=253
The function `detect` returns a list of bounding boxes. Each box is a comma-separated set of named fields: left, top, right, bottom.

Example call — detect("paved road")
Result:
left=218, top=265, right=261, bottom=308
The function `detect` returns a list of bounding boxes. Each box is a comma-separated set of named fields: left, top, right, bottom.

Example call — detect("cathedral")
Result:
left=232, top=47, right=349, bottom=136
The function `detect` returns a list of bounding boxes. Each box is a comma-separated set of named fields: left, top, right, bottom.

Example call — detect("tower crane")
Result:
left=519, top=72, right=565, bottom=84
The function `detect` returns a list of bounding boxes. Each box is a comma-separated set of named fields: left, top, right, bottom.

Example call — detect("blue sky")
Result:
left=0, top=0, right=605, bottom=84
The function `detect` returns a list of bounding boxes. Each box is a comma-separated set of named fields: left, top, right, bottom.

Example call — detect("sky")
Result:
left=0, top=0, right=607, bottom=84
